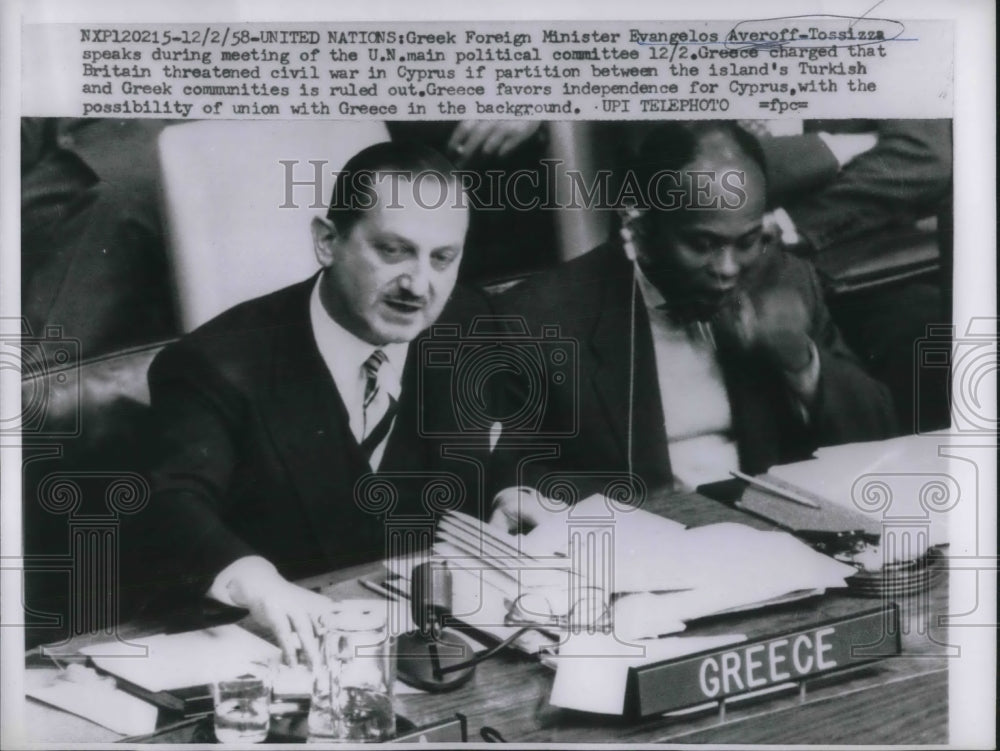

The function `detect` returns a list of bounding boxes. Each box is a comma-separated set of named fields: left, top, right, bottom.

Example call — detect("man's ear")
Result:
left=311, top=215, right=338, bottom=267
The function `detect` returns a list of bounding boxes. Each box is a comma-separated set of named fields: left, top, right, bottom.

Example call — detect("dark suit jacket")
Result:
left=493, top=241, right=897, bottom=495
left=126, top=276, right=494, bottom=604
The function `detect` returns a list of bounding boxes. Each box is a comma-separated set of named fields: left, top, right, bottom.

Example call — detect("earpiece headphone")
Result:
left=617, top=204, right=642, bottom=484
left=619, top=205, right=641, bottom=263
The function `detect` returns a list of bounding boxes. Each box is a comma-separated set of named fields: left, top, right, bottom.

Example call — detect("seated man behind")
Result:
left=494, top=122, right=896, bottom=499
left=125, top=142, right=492, bottom=664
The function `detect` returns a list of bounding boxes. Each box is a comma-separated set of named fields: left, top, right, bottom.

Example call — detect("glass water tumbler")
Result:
left=307, top=600, right=396, bottom=742
left=213, top=672, right=271, bottom=744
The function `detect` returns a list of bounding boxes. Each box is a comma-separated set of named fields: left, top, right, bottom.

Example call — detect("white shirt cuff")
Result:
left=207, top=555, right=279, bottom=607
left=769, top=207, right=801, bottom=246
left=817, top=131, right=878, bottom=169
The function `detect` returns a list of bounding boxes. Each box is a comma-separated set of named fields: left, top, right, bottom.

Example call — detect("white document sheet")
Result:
left=79, top=624, right=280, bottom=693
left=767, top=431, right=954, bottom=546
left=26, top=667, right=158, bottom=736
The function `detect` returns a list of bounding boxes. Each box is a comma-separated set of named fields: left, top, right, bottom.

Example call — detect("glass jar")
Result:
left=307, top=600, right=396, bottom=742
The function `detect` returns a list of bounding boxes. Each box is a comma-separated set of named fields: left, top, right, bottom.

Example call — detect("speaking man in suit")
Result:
left=493, top=122, right=896, bottom=508
left=128, top=142, right=491, bottom=665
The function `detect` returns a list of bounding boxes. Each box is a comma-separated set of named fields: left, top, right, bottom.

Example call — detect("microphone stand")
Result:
left=395, top=561, right=535, bottom=692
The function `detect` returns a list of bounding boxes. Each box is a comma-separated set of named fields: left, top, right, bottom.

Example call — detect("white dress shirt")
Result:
left=308, top=276, right=407, bottom=470
left=634, top=267, right=820, bottom=490
left=635, top=267, right=740, bottom=490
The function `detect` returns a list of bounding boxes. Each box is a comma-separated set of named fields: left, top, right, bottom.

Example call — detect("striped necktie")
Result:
left=360, top=349, right=398, bottom=459
left=362, top=349, right=388, bottom=409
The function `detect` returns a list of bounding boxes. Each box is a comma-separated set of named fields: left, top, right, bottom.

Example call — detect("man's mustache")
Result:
left=384, top=290, right=428, bottom=307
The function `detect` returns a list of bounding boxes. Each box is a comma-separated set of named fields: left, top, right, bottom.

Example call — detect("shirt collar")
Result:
left=309, top=274, right=408, bottom=401
left=634, top=262, right=667, bottom=310
left=634, top=262, right=717, bottom=346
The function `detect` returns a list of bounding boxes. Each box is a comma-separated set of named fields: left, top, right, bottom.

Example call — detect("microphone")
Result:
left=395, top=560, right=476, bottom=692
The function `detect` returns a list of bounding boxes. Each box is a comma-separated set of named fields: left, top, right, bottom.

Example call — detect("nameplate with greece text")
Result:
left=625, top=604, right=899, bottom=717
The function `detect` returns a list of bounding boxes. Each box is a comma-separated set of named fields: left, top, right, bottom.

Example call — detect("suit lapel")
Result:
left=260, top=283, right=372, bottom=566
left=715, top=332, right=792, bottom=474
left=588, top=252, right=673, bottom=488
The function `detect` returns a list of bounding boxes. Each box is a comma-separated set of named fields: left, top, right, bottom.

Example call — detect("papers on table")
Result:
left=79, top=624, right=280, bottom=693
left=408, top=496, right=854, bottom=646
left=741, top=431, right=954, bottom=552
left=611, top=523, right=854, bottom=640
left=519, top=495, right=693, bottom=594
left=26, top=666, right=158, bottom=736
left=380, top=493, right=858, bottom=717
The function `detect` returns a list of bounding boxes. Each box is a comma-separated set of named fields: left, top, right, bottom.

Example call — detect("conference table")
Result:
left=23, top=489, right=949, bottom=744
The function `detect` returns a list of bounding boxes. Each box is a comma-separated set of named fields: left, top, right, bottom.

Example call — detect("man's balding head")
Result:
left=325, top=140, right=465, bottom=236
left=628, top=122, right=769, bottom=319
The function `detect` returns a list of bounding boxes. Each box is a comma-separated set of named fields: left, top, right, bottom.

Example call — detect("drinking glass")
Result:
left=307, top=599, right=396, bottom=742
left=213, top=667, right=272, bottom=744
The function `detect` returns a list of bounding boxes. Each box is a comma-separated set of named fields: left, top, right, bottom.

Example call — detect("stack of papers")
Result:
left=610, top=523, right=854, bottom=639
left=741, top=432, right=954, bottom=560
left=397, top=496, right=855, bottom=717
left=389, top=496, right=855, bottom=647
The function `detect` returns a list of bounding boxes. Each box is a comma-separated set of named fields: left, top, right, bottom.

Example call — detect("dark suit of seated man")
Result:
left=125, top=142, right=493, bottom=665
left=492, top=122, right=896, bottom=512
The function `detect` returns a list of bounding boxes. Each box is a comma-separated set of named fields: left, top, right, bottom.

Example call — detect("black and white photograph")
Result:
left=1, top=1, right=995, bottom=747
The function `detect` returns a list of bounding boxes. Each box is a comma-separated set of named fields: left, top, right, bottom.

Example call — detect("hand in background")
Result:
left=447, top=121, right=543, bottom=167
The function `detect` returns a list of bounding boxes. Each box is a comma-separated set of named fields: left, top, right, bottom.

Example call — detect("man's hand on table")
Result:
left=208, top=556, right=331, bottom=668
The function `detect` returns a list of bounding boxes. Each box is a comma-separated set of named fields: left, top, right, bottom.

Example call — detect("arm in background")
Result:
left=761, top=120, right=952, bottom=251
left=787, top=254, right=899, bottom=443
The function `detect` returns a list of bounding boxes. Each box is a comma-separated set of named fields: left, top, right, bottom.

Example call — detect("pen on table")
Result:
left=729, top=470, right=822, bottom=510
